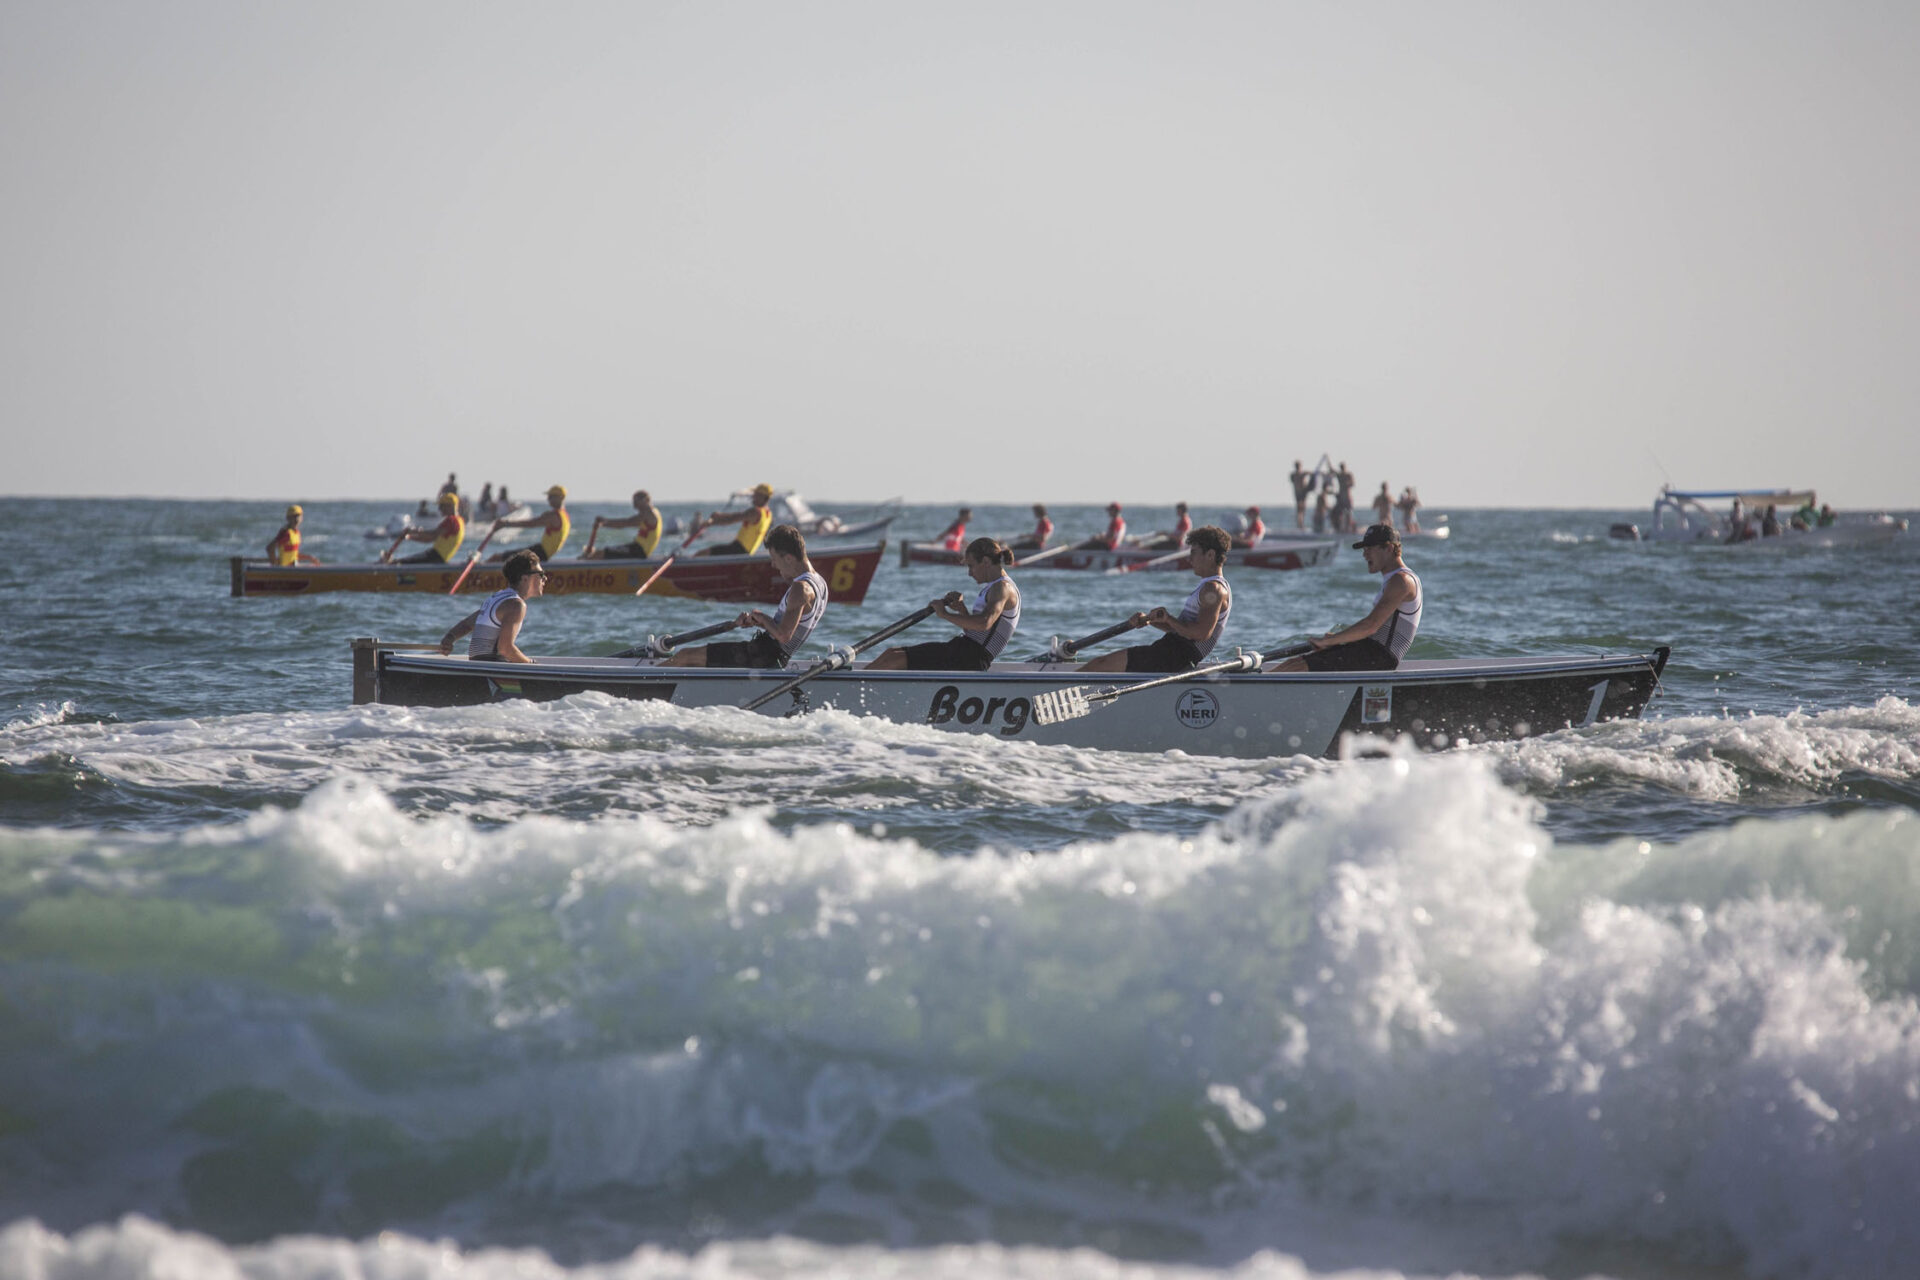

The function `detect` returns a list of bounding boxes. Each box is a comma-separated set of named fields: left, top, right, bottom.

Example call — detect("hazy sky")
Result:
left=4, top=1, right=1916, bottom=507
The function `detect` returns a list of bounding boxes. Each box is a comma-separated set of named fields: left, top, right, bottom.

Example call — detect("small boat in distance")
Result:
left=1609, top=487, right=1906, bottom=547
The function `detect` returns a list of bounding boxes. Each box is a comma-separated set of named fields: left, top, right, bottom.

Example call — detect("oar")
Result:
left=380, top=531, right=409, bottom=563
left=581, top=520, right=601, bottom=559
left=634, top=518, right=706, bottom=599
left=612, top=618, right=743, bottom=660
left=1013, top=542, right=1075, bottom=568
left=1030, top=642, right=1315, bottom=726
left=1026, top=617, right=1144, bottom=662
left=1105, top=547, right=1186, bottom=576
left=446, top=522, right=501, bottom=595
left=739, top=605, right=937, bottom=712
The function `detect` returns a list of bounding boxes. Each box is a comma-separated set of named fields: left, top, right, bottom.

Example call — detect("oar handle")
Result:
left=740, top=604, right=937, bottom=712
left=664, top=618, right=743, bottom=648
left=1060, top=618, right=1142, bottom=656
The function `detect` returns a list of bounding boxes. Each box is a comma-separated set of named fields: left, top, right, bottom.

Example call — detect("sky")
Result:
left=3, top=1, right=1916, bottom=508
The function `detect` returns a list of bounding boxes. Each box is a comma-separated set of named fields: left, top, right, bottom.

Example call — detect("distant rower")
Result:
left=267, top=504, right=320, bottom=566
left=490, top=485, right=570, bottom=561
left=698, top=482, right=774, bottom=556
left=1077, top=502, right=1127, bottom=551
left=588, top=490, right=664, bottom=559
left=386, top=492, right=465, bottom=563
left=1011, top=504, right=1054, bottom=550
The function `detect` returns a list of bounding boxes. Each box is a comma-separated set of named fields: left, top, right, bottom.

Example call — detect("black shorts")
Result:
left=1302, top=637, right=1398, bottom=672
left=696, top=541, right=753, bottom=558
left=703, top=632, right=787, bottom=669
left=1122, top=633, right=1203, bottom=673
left=899, top=635, right=994, bottom=672
left=398, top=548, right=449, bottom=564
left=600, top=542, right=658, bottom=559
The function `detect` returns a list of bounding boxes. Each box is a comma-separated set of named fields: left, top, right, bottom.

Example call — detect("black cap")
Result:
left=1352, top=523, right=1400, bottom=550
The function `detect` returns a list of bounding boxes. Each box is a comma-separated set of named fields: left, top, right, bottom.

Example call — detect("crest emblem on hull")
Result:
left=1174, top=688, right=1219, bottom=729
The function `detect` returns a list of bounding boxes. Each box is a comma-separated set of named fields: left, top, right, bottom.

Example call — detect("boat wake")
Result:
left=3, top=755, right=1918, bottom=1279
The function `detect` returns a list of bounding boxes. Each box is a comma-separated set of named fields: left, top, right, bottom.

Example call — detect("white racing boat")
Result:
left=1609, top=487, right=1906, bottom=547
left=351, top=640, right=1670, bottom=759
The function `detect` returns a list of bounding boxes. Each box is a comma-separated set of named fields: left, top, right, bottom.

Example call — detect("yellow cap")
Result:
left=752, top=482, right=773, bottom=499
left=285, top=504, right=302, bottom=517
left=439, top=492, right=458, bottom=508
left=547, top=484, right=568, bottom=499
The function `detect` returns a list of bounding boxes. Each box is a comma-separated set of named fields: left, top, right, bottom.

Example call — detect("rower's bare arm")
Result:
left=1166, top=586, right=1224, bottom=641
left=969, top=581, right=1015, bottom=632
left=762, top=582, right=813, bottom=646
left=1320, top=578, right=1413, bottom=646
left=439, top=610, right=481, bottom=654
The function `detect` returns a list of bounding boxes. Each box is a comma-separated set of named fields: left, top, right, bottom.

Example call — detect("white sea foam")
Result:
left=4, top=755, right=1918, bottom=1277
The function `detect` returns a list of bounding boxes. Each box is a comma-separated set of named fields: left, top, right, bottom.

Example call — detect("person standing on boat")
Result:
left=1371, top=483, right=1395, bottom=529
left=490, top=485, right=571, bottom=561
left=1077, top=503, right=1128, bottom=550
left=869, top=537, right=1020, bottom=672
left=697, top=483, right=775, bottom=556
left=1273, top=523, right=1420, bottom=673
left=1761, top=504, right=1782, bottom=537
left=1396, top=487, right=1422, bottom=533
left=1290, top=461, right=1314, bottom=528
left=386, top=492, right=465, bottom=563
left=266, top=505, right=320, bottom=566
left=1312, top=489, right=1330, bottom=533
left=1012, top=505, right=1053, bottom=550
left=440, top=550, right=547, bottom=663
left=1234, top=506, right=1266, bottom=548
left=937, top=508, right=972, bottom=552
left=1333, top=462, right=1356, bottom=533
left=666, top=526, right=828, bottom=668
left=1079, top=525, right=1232, bottom=674
left=1143, top=502, right=1192, bottom=550
left=588, top=490, right=665, bottom=559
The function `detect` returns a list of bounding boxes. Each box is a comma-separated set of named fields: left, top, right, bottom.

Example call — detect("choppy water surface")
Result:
left=3, top=498, right=1918, bottom=1280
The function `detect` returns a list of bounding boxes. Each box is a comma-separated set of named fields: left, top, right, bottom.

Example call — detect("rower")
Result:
left=665, top=526, right=827, bottom=667
left=1234, top=505, right=1265, bottom=548
left=440, top=550, right=548, bottom=663
left=869, top=537, right=1020, bottom=671
left=266, top=504, right=320, bottom=566
left=1273, top=523, right=1420, bottom=672
left=937, top=508, right=972, bottom=553
left=1078, top=526, right=1232, bottom=674
left=697, top=482, right=774, bottom=556
left=1011, top=504, right=1054, bottom=550
left=1143, top=502, right=1192, bottom=550
left=1076, top=502, right=1127, bottom=550
left=490, top=485, right=570, bottom=561
left=587, top=490, right=664, bottom=559
left=386, top=492, right=465, bottom=563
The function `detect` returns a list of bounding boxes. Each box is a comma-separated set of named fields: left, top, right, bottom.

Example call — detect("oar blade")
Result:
left=1030, top=685, right=1096, bottom=726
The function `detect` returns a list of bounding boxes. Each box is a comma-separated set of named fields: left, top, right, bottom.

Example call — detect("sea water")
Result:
left=2, top=499, right=1918, bottom=1280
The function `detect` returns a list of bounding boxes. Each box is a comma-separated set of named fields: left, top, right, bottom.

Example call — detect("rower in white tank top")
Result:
left=1178, top=573, right=1232, bottom=660
left=1369, top=566, right=1422, bottom=660
left=467, top=587, right=522, bottom=659
left=767, top=568, right=829, bottom=660
left=961, top=574, right=1020, bottom=658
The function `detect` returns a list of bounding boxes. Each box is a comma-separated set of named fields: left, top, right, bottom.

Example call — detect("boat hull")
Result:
left=232, top=542, right=886, bottom=603
left=901, top=539, right=1339, bottom=571
left=350, top=642, right=1670, bottom=759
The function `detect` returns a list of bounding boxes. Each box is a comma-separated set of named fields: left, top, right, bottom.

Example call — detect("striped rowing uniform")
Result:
left=1178, top=573, right=1232, bottom=660
left=468, top=588, right=525, bottom=659
left=765, top=569, right=829, bottom=661
left=961, top=575, right=1021, bottom=658
left=1370, top=567, right=1422, bottom=660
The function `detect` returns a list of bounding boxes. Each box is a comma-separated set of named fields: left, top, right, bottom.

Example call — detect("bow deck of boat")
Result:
left=352, top=640, right=1670, bottom=759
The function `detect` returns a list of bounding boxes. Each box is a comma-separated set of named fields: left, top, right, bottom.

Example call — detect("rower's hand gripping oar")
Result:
left=612, top=617, right=743, bottom=660
left=635, top=516, right=707, bottom=599
left=1029, top=641, right=1315, bottom=726
left=739, top=605, right=937, bottom=713
left=446, top=521, right=502, bottom=595
left=1027, top=616, right=1145, bottom=663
